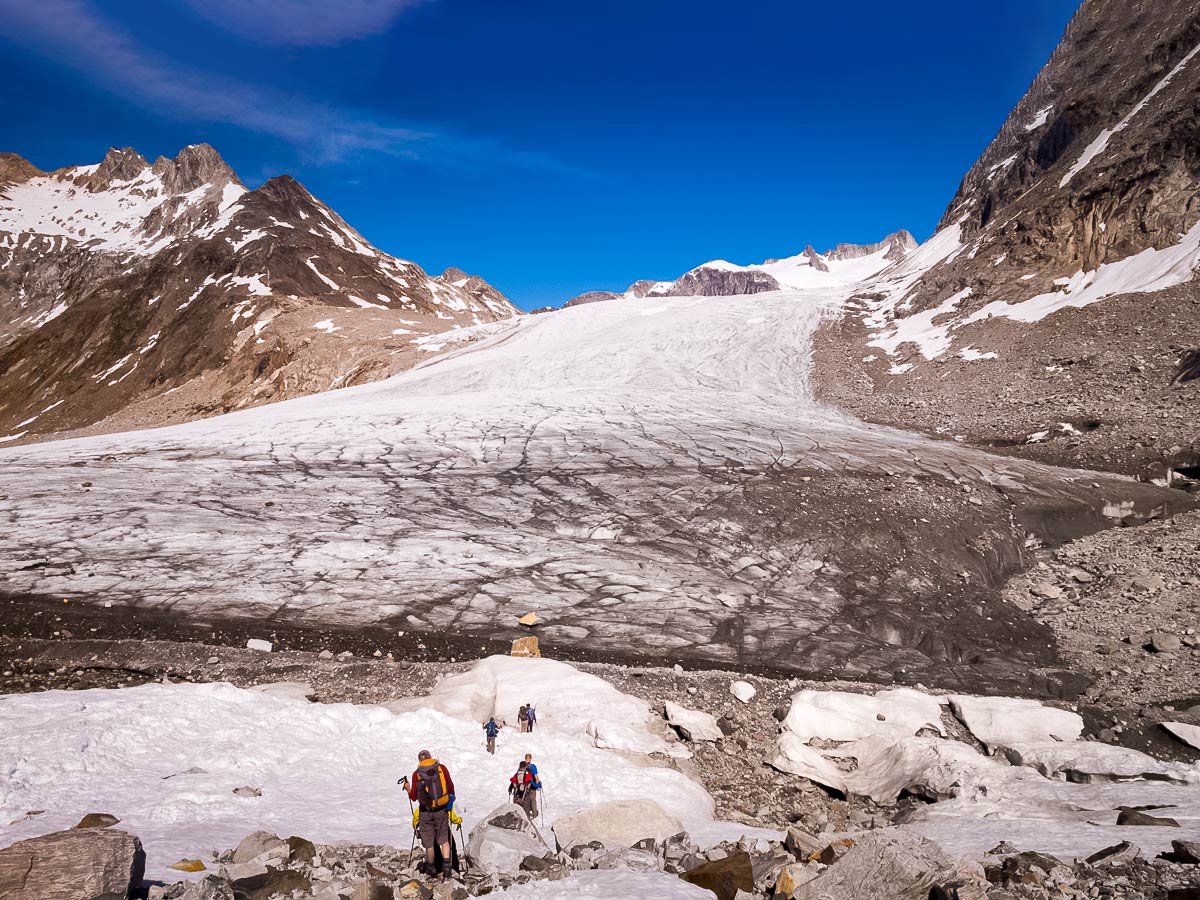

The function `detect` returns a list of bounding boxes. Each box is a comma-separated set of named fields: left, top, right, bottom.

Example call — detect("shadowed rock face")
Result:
left=0, top=291, right=1183, bottom=695
left=0, top=145, right=519, bottom=443
left=813, top=0, right=1200, bottom=479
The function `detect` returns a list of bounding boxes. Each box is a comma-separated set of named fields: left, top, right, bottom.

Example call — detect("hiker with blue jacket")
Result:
left=483, top=716, right=500, bottom=754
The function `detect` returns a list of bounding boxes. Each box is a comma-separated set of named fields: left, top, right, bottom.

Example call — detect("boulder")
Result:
left=1171, top=839, right=1200, bottom=864
left=783, top=826, right=823, bottom=859
left=567, top=841, right=606, bottom=869
left=730, top=681, right=757, bottom=703
left=790, top=831, right=959, bottom=900
left=510, top=636, right=541, bottom=658
left=245, top=639, right=272, bottom=652
left=774, top=862, right=820, bottom=898
left=231, top=831, right=289, bottom=865
left=177, top=877, right=235, bottom=900
left=681, top=851, right=754, bottom=900
left=285, top=835, right=316, bottom=863
left=1085, top=841, right=1141, bottom=865
left=1164, top=721, right=1200, bottom=751
left=551, top=799, right=684, bottom=851
left=665, top=701, right=723, bottom=742
left=466, top=803, right=549, bottom=875
left=0, top=827, right=146, bottom=900
left=229, top=867, right=311, bottom=900
left=75, top=813, right=121, bottom=829
left=750, top=847, right=794, bottom=890
left=595, top=847, right=660, bottom=871
left=519, top=854, right=568, bottom=878
left=1117, top=809, right=1180, bottom=827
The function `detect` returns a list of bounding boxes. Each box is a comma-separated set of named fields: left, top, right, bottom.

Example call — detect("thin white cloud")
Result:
left=177, top=0, right=425, bottom=46
left=0, top=0, right=582, bottom=174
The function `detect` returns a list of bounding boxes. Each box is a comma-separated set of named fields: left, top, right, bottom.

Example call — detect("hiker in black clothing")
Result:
left=526, top=703, right=537, bottom=732
left=508, top=759, right=539, bottom=819
left=483, top=717, right=500, bottom=754
left=517, top=704, right=530, bottom=733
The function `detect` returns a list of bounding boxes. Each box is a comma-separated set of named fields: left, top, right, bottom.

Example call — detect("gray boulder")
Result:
left=551, top=799, right=683, bottom=851
left=230, top=831, right=289, bottom=865
left=791, top=831, right=959, bottom=900
left=466, top=803, right=550, bottom=875
left=0, top=827, right=146, bottom=900
left=594, top=847, right=660, bottom=871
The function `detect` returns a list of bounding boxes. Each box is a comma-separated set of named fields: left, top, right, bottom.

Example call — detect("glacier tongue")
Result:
left=0, top=290, right=1178, bottom=690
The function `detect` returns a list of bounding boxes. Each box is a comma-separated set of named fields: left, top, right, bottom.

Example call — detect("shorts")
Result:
left=418, top=807, right=450, bottom=847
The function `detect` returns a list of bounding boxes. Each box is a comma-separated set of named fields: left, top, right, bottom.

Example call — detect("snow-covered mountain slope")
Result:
left=560, top=231, right=916, bottom=307
left=813, top=0, right=1200, bottom=479
left=0, top=290, right=1181, bottom=692
left=0, top=145, right=520, bottom=443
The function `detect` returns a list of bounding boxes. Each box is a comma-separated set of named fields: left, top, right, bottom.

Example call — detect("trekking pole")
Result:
left=456, top=823, right=470, bottom=875
left=398, top=777, right=417, bottom=860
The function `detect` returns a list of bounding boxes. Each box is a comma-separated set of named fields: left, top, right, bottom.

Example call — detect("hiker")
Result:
left=405, top=749, right=456, bottom=882
left=483, top=717, right=500, bottom=754
left=526, top=702, right=537, bottom=732
left=411, top=805, right=462, bottom=876
left=525, top=748, right=544, bottom=820
left=518, top=704, right=530, bottom=733
left=509, top=759, right=538, bottom=819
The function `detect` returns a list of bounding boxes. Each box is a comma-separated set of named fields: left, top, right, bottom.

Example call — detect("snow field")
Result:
left=0, top=657, right=760, bottom=882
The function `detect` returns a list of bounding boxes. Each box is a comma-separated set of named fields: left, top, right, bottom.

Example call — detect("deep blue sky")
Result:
left=1, top=0, right=1079, bottom=309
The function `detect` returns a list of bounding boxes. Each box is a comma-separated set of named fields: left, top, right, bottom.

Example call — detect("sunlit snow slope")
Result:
left=0, top=290, right=1178, bottom=690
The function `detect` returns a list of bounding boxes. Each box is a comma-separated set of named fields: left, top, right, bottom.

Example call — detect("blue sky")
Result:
left=0, top=0, right=1078, bottom=309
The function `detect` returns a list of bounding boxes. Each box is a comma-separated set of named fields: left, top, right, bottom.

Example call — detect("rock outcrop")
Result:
left=814, top=0, right=1200, bottom=478
left=0, top=827, right=146, bottom=900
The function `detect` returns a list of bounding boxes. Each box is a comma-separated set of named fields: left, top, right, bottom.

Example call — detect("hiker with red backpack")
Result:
left=405, top=749, right=457, bottom=882
left=508, top=758, right=539, bottom=819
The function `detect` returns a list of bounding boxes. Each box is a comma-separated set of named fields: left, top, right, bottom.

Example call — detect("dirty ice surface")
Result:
left=0, top=290, right=1173, bottom=683
left=0, top=657, right=767, bottom=882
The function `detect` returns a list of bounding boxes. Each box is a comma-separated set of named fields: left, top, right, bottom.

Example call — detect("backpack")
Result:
left=510, top=769, right=530, bottom=800
left=485, top=721, right=499, bottom=737
left=415, top=761, right=449, bottom=811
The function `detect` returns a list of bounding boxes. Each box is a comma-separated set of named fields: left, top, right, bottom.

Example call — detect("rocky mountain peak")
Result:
left=152, top=143, right=241, bottom=195
left=440, top=266, right=469, bottom=282
left=0, top=152, right=41, bottom=185
left=82, top=146, right=151, bottom=190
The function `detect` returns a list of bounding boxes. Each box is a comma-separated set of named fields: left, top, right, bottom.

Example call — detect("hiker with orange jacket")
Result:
left=405, top=750, right=456, bottom=882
